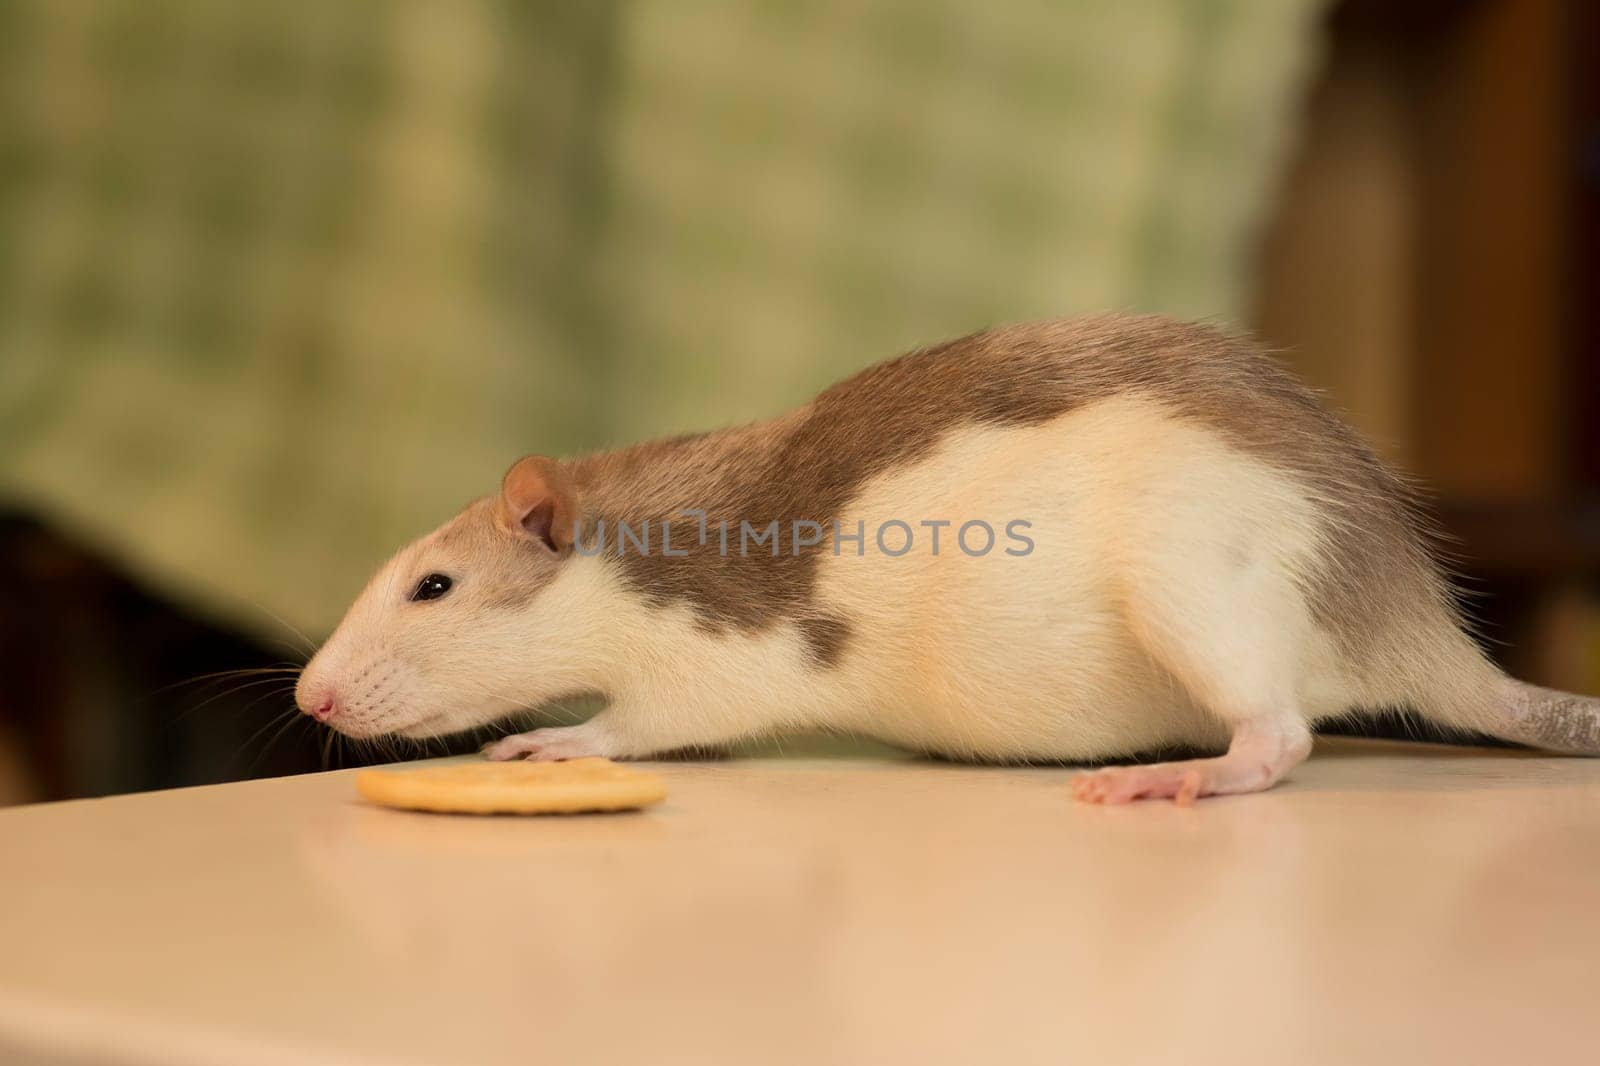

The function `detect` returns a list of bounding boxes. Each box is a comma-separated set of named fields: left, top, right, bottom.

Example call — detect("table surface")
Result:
left=2, top=738, right=1598, bottom=1066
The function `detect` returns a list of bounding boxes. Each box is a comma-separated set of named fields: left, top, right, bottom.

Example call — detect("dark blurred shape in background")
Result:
left=0, top=0, right=1595, bottom=804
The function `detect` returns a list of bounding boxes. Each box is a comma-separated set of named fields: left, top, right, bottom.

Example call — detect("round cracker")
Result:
left=355, top=757, right=666, bottom=815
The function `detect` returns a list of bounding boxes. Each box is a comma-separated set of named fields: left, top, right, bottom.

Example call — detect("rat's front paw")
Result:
left=480, top=725, right=612, bottom=763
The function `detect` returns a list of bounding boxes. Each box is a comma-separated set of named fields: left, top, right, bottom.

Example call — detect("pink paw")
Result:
left=1072, top=764, right=1207, bottom=806
left=480, top=727, right=608, bottom=763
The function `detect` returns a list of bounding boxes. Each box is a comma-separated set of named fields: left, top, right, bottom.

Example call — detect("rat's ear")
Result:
left=497, top=455, right=578, bottom=553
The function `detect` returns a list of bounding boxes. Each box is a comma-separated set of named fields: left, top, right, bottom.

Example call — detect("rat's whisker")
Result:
left=251, top=713, right=311, bottom=775
left=171, top=676, right=301, bottom=726
left=234, top=707, right=302, bottom=770
left=246, top=601, right=320, bottom=661
left=151, top=665, right=303, bottom=699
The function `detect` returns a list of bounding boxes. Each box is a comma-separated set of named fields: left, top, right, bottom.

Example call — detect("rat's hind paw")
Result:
left=1072, top=718, right=1311, bottom=805
left=1072, top=764, right=1209, bottom=806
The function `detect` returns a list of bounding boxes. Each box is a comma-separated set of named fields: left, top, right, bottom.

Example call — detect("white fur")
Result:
left=809, top=394, right=1345, bottom=759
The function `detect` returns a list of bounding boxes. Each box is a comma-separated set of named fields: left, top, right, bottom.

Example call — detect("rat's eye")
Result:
left=410, top=573, right=453, bottom=602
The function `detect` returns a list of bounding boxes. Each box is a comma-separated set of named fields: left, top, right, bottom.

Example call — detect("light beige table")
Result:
left=2, top=738, right=1597, bottom=1066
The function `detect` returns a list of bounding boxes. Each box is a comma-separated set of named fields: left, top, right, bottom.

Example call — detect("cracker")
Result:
left=355, top=757, right=666, bottom=815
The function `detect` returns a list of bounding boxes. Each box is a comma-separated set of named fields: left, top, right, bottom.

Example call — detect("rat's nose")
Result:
left=296, top=684, right=341, bottom=722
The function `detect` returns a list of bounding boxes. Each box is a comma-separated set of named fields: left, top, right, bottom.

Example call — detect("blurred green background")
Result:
left=0, top=0, right=1320, bottom=635
left=2, top=0, right=1596, bottom=804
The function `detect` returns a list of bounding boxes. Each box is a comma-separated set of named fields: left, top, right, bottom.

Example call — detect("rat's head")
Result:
left=295, top=456, right=590, bottom=739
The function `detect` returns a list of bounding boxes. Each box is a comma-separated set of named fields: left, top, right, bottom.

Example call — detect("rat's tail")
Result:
left=1416, top=668, right=1600, bottom=754
left=1484, top=679, right=1600, bottom=754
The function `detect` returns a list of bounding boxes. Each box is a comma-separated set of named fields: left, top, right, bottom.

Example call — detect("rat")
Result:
left=294, top=314, right=1600, bottom=803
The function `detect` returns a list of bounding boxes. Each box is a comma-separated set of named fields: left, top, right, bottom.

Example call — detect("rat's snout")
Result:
left=294, top=673, right=342, bottom=723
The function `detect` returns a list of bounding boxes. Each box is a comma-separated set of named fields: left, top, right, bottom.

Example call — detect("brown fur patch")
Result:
left=552, top=314, right=1450, bottom=677
left=794, top=613, right=852, bottom=667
